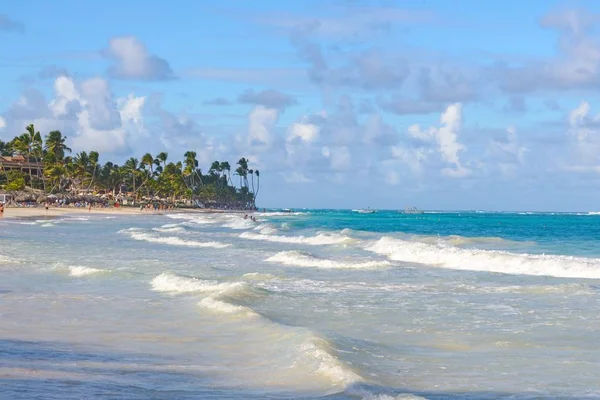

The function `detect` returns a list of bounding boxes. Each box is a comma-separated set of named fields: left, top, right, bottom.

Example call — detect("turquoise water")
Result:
left=271, top=210, right=600, bottom=256
left=1, top=210, right=600, bottom=399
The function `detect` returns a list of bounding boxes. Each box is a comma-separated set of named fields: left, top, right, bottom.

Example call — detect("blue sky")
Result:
left=2, top=0, right=600, bottom=211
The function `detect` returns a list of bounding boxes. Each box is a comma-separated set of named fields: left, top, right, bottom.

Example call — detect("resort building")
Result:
left=0, top=155, right=43, bottom=177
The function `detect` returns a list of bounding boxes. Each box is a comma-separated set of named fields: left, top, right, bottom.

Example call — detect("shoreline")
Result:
left=0, top=206, right=251, bottom=220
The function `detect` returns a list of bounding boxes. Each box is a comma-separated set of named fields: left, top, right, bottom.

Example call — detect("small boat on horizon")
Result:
left=353, top=208, right=377, bottom=214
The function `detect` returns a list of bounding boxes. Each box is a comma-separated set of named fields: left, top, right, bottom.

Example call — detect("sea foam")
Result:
left=67, top=265, right=105, bottom=277
left=266, top=250, right=391, bottom=270
left=120, top=228, right=230, bottom=248
left=366, top=236, right=600, bottom=279
left=239, top=231, right=352, bottom=246
left=151, top=272, right=248, bottom=295
left=53, top=263, right=106, bottom=277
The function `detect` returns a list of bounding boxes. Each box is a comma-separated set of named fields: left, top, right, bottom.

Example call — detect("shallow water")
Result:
left=1, top=210, right=600, bottom=399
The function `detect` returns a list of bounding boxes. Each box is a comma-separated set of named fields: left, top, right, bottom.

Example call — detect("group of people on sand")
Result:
left=243, top=214, right=258, bottom=223
left=140, top=203, right=174, bottom=212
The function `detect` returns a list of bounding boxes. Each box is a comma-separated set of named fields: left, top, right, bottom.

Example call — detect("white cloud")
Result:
left=437, top=103, right=465, bottom=166
left=49, top=75, right=80, bottom=117
left=398, top=103, right=470, bottom=177
left=0, top=116, right=5, bottom=131
left=2, top=75, right=147, bottom=155
left=288, top=122, right=320, bottom=143
left=329, top=146, right=351, bottom=170
left=248, top=105, right=278, bottom=148
left=488, top=126, right=527, bottom=167
left=106, top=36, right=173, bottom=81
left=565, top=100, right=600, bottom=170
left=391, top=145, right=430, bottom=174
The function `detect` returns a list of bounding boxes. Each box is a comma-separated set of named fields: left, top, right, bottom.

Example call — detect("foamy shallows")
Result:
left=242, top=272, right=278, bottom=281
left=68, top=265, right=105, bottom=277
left=165, top=213, right=218, bottom=224
left=198, top=296, right=259, bottom=317
left=194, top=292, right=363, bottom=388
left=152, top=226, right=186, bottom=233
left=254, top=223, right=278, bottom=235
left=151, top=272, right=248, bottom=295
left=267, top=251, right=391, bottom=270
left=0, top=254, right=20, bottom=264
left=366, top=236, right=600, bottom=279
left=53, top=263, right=106, bottom=277
left=239, top=231, right=352, bottom=246
left=221, top=217, right=256, bottom=230
left=120, top=228, right=230, bottom=248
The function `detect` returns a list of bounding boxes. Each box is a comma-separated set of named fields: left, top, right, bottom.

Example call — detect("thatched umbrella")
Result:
left=15, top=193, right=34, bottom=202
left=36, top=195, right=48, bottom=203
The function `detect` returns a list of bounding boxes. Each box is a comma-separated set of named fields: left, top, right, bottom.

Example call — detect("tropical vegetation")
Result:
left=0, top=124, right=261, bottom=208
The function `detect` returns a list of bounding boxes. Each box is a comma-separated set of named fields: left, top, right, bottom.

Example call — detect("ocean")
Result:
left=1, top=210, right=599, bottom=399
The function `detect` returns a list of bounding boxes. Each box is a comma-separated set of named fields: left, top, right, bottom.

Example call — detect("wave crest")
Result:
left=120, top=228, right=230, bottom=248
left=151, top=272, right=248, bottom=295
left=366, top=236, right=600, bottom=279
left=53, top=263, right=107, bottom=277
left=240, top=231, right=352, bottom=246
left=267, top=251, right=391, bottom=270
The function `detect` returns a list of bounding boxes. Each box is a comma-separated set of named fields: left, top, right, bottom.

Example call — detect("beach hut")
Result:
left=0, top=191, right=12, bottom=204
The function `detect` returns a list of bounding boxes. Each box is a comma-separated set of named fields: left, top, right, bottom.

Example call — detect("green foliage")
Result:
left=0, top=140, right=12, bottom=156
left=3, top=170, right=26, bottom=191
left=1, top=124, right=262, bottom=208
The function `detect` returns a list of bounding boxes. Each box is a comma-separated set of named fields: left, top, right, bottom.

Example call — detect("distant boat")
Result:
left=353, top=208, right=377, bottom=214
left=399, top=206, right=424, bottom=214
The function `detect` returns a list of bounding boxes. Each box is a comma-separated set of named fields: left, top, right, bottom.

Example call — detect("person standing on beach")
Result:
left=0, top=202, right=4, bottom=218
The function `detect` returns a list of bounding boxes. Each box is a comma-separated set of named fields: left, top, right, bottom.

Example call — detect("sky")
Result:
left=2, top=0, right=600, bottom=211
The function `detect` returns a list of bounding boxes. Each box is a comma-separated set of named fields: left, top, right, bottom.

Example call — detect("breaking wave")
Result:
left=239, top=231, right=353, bottom=246
left=412, top=234, right=532, bottom=248
left=222, top=217, right=257, bottom=230
left=120, top=228, right=230, bottom=248
left=254, top=223, right=278, bottom=235
left=242, top=272, right=278, bottom=281
left=67, top=266, right=105, bottom=277
left=53, top=263, right=107, bottom=277
left=266, top=251, right=391, bottom=270
left=165, top=213, right=218, bottom=224
left=150, top=272, right=249, bottom=295
left=366, top=236, right=600, bottom=279
left=255, top=211, right=308, bottom=217
left=0, top=254, right=20, bottom=264
left=152, top=226, right=186, bottom=233
left=151, top=272, right=362, bottom=388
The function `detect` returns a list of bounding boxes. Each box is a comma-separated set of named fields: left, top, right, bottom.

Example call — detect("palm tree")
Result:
left=44, top=131, right=71, bottom=160
left=183, top=151, right=203, bottom=191
left=72, top=151, right=90, bottom=191
left=0, top=140, right=12, bottom=156
left=141, top=153, right=155, bottom=174
left=220, top=161, right=232, bottom=186
left=254, top=169, right=260, bottom=205
left=124, top=157, right=140, bottom=198
left=86, top=151, right=100, bottom=191
left=12, top=125, right=43, bottom=187
left=156, top=152, right=168, bottom=170
left=248, top=169, right=255, bottom=202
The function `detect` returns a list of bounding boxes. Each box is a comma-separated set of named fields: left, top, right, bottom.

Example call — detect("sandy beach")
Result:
left=0, top=206, right=231, bottom=219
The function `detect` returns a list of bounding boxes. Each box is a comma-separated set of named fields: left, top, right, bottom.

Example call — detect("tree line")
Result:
left=0, top=124, right=260, bottom=208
